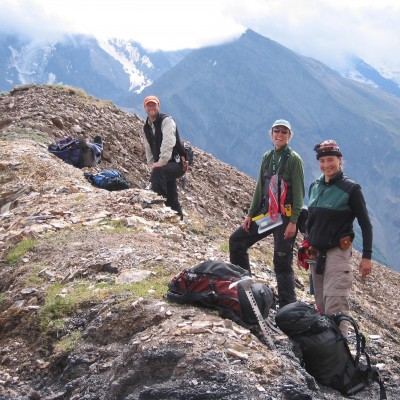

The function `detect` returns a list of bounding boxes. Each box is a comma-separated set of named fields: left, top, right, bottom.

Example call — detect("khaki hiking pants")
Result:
left=310, top=246, right=353, bottom=336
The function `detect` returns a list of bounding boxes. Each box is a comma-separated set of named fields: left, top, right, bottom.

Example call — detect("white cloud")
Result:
left=223, top=0, right=400, bottom=70
left=1, top=0, right=399, bottom=71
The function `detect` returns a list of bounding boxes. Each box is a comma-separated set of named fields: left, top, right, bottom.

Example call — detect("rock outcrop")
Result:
left=0, top=85, right=399, bottom=400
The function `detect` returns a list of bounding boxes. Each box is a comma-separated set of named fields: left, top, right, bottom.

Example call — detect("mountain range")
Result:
left=0, top=29, right=399, bottom=271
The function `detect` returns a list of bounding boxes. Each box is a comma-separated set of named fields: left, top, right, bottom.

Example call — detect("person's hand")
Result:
left=242, top=216, right=252, bottom=232
left=359, top=258, right=372, bottom=279
left=284, top=221, right=297, bottom=240
left=151, top=162, right=163, bottom=169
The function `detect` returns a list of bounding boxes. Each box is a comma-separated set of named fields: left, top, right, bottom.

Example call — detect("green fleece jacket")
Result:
left=248, top=145, right=305, bottom=224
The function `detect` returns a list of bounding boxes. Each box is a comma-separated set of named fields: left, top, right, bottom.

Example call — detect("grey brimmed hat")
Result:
left=272, top=119, right=291, bottom=131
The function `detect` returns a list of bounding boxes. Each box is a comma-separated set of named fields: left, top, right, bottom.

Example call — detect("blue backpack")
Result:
left=84, top=169, right=130, bottom=191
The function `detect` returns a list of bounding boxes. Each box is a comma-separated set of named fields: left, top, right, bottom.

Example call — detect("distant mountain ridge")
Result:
left=1, top=31, right=399, bottom=104
left=0, top=29, right=399, bottom=271
left=0, top=33, right=189, bottom=107
left=344, top=56, right=400, bottom=98
left=129, top=29, right=400, bottom=271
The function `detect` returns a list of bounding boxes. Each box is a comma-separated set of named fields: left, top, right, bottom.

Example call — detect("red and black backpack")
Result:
left=167, top=260, right=274, bottom=329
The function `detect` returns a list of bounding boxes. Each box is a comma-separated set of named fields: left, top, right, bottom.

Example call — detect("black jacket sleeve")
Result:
left=349, top=185, right=373, bottom=259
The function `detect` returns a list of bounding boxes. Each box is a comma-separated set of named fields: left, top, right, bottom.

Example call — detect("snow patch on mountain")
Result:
left=8, top=42, right=55, bottom=84
left=97, top=39, right=153, bottom=93
left=343, top=69, right=378, bottom=87
left=373, top=64, right=400, bottom=85
left=339, top=56, right=400, bottom=98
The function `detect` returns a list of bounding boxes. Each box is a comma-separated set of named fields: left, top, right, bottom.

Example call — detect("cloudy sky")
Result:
left=1, top=0, right=399, bottom=73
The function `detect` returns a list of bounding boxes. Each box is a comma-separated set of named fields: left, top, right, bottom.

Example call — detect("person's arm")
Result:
left=247, top=153, right=269, bottom=218
left=288, top=153, right=305, bottom=224
left=158, top=117, right=177, bottom=166
left=350, top=185, right=373, bottom=259
left=242, top=216, right=253, bottom=232
left=143, top=134, right=154, bottom=165
left=349, top=184, right=373, bottom=278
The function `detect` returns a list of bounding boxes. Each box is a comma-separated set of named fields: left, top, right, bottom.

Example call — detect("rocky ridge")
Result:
left=0, top=85, right=399, bottom=400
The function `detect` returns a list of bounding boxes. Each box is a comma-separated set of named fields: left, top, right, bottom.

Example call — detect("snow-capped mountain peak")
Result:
left=97, top=39, right=153, bottom=93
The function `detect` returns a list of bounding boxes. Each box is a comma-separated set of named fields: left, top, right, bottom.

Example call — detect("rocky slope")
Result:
left=0, top=85, right=399, bottom=400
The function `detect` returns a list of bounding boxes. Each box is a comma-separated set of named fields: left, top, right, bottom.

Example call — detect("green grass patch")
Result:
left=115, top=276, right=170, bottom=299
left=54, top=330, right=82, bottom=353
left=40, top=282, right=101, bottom=330
left=188, top=223, right=208, bottom=236
left=0, top=128, right=50, bottom=143
left=104, top=219, right=136, bottom=232
left=73, top=194, right=86, bottom=202
left=24, top=263, right=48, bottom=286
left=188, top=220, right=225, bottom=240
left=93, top=266, right=170, bottom=303
left=296, top=268, right=310, bottom=281
left=50, top=84, right=114, bottom=106
left=39, top=267, right=170, bottom=333
left=219, top=242, right=230, bottom=252
left=249, top=245, right=274, bottom=267
left=6, top=239, right=36, bottom=265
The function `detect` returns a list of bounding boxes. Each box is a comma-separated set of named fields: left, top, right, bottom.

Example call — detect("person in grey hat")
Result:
left=229, top=119, right=305, bottom=308
left=305, top=139, right=373, bottom=336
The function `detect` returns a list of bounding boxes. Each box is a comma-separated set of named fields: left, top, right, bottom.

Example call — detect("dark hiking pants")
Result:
left=150, top=161, right=184, bottom=217
left=229, top=215, right=297, bottom=308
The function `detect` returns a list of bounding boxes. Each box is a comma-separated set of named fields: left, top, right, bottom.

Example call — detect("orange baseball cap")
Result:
left=143, top=95, right=160, bottom=106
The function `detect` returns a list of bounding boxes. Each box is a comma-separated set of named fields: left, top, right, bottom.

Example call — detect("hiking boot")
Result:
left=94, top=135, right=102, bottom=145
left=177, top=207, right=185, bottom=221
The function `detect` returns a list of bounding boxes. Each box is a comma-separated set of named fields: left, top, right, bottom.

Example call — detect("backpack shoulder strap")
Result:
left=277, top=147, right=292, bottom=178
left=263, top=150, right=274, bottom=172
left=333, top=314, right=363, bottom=360
left=276, top=148, right=292, bottom=208
left=333, top=314, right=387, bottom=400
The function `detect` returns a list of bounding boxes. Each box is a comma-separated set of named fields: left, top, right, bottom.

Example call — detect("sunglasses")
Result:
left=273, top=128, right=289, bottom=135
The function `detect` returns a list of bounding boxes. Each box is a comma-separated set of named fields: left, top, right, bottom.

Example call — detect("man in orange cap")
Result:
left=142, top=95, right=186, bottom=219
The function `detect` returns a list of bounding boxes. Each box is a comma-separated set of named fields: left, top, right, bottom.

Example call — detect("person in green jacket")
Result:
left=229, top=119, right=305, bottom=307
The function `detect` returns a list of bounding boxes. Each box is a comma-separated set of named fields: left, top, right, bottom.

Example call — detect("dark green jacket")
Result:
left=248, top=145, right=305, bottom=224
left=306, top=171, right=373, bottom=259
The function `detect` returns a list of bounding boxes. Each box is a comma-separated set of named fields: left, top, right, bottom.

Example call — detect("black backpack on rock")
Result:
left=167, top=260, right=274, bottom=329
left=275, top=302, right=387, bottom=399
